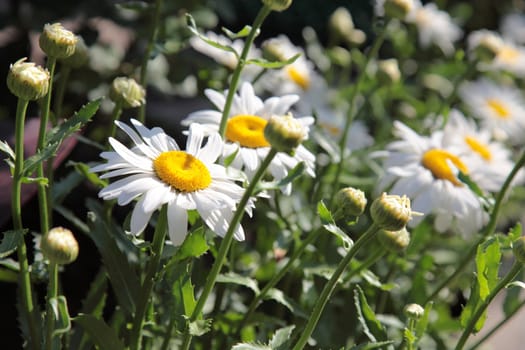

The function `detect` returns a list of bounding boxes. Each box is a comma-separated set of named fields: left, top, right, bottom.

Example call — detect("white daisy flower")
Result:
left=442, top=110, right=515, bottom=193
left=182, top=82, right=315, bottom=195
left=90, top=119, right=251, bottom=245
left=374, top=121, right=487, bottom=236
left=501, top=13, right=525, bottom=45
left=406, top=1, right=462, bottom=56
left=459, top=79, right=525, bottom=145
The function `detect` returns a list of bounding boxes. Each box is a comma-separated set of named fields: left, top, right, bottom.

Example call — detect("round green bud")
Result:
left=370, top=193, right=414, bottom=231
left=404, top=303, right=424, bottom=320
left=378, top=227, right=410, bottom=252
left=109, top=77, right=146, bottom=109
left=383, top=0, right=414, bottom=20
left=41, top=227, right=79, bottom=265
left=377, top=58, right=401, bottom=85
left=264, top=114, right=306, bottom=154
left=7, top=58, right=50, bottom=101
left=39, top=23, right=78, bottom=59
left=512, top=237, right=525, bottom=264
left=262, top=0, right=293, bottom=12
left=333, top=187, right=367, bottom=219
left=60, top=36, right=89, bottom=68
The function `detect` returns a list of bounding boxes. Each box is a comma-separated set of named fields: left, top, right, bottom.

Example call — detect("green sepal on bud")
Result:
left=378, top=227, right=410, bottom=252
left=60, top=36, right=89, bottom=68
left=109, top=77, right=146, bottom=109
left=404, top=303, right=424, bottom=320
left=370, top=192, right=416, bottom=231
left=7, top=58, right=50, bottom=101
left=41, top=227, right=79, bottom=265
left=39, top=23, right=78, bottom=59
left=512, top=237, right=525, bottom=264
left=383, top=0, right=414, bottom=20
left=332, top=187, right=367, bottom=220
left=264, top=113, right=306, bottom=154
left=262, top=0, right=292, bottom=12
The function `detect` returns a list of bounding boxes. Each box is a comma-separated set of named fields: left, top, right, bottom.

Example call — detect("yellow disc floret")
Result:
left=286, top=66, right=310, bottom=90
left=465, top=136, right=492, bottom=161
left=226, top=115, right=270, bottom=148
left=486, top=98, right=510, bottom=119
left=153, top=151, right=211, bottom=192
left=421, top=149, right=468, bottom=186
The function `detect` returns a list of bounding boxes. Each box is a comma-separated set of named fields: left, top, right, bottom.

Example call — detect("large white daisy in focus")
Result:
left=90, top=120, right=250, bottom=245
left=459, top=79, right=525, bottom=145
left=374, top=121, right=487, bottom=236
left=182, top=82, right=315, bottom=195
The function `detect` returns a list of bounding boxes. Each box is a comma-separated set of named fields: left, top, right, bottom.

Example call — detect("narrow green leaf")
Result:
left=360, top=270, right=396, bottom=291
left=216, top=272, right=260, bottom=294
left=71, top=161, right=107, bottom=188
left=0, top=140, right=15, bottom=160
left=269, top=325, right=295, bottom=350
left=245, top=54, right=301, bottom=69
left=460, top=275, right=481, bottom=328
left=265, top=288, right=308, bottom=318
left=232, top=343, right=271, bottom=350
left=349, top=340, right=395, bottom=350
left=74, top=314, right=125, bottom=350
left=0, top=268, right=18, bottom=282
left=222, top=25, right=253, bottom=39
left=317, top=201, right=353, bottom=251
left=186, top=14, right=239, bottom=58
left=354, top=285, right=388, bottom=342
left=51, top=296, right=71, bottom=336
left=0, top=230, right=25, bottom=258
left=52, top=171, right=84, bottom=205
left=20, top=176, right=48, bottom=185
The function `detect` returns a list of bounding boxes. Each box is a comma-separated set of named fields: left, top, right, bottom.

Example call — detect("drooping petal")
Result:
left=167, top=200, right=189, bottom=246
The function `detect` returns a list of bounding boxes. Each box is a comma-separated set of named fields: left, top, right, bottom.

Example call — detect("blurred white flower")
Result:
left=501, top=13, right=525, bottom=44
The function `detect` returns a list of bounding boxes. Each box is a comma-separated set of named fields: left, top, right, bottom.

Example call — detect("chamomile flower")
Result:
left=442, top=110, right=515, bottom=192
left=90, top=120, right=251, bottom=245
left=374, top=121, right=487, bottom=235
left=406, top=1, right=462, bottom=56
left=459, top=79, right=525, bottom=145
left=501, top=13, right=525, bottom=45
left=182, top=82, right=315, bottom=194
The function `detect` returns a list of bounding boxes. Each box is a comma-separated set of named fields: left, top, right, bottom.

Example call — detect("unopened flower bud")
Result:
left=41, top=227, right=79, bottom=265
left=383, top=0, right=414, bottom=20
left=467, top=30, right=504, bottom=63
left=404, top=303, right=424, bottom=320
left=60, top=36, right=89, bottom=68
left=39, top=23, right=78, bottom=59
left=328, top=47, right=352, bottom=67
left=109, top=77, right=146, bottom=109
left=371, top=193, right=415, bottom=231
left=378, top=227, right=410, bottom=252
left=333, top=187, right=367, bottom=220
left=329, top=7, right=366, bottom=45
left=377, top=58, right=401, bottom=85
left=264, top=114, right=306, bottom=154
left=7, top=58, right=50, bottom=101
left=262, top=38, right=288, bottom=62
left=512, top=237, right=525, bottom=264
left=262, top=0, right=292, bottom=12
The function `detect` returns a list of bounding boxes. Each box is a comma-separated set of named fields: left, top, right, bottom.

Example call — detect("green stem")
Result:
left=37, top=57, right=57, bottom=235
left=107, top=101, right=123, bottom=145
left=331, top=23, right=387, bottom=195
left=12, top=98, right=39, bottom=350
left=180, top=148, right=278, bottom=350
left=425, top=149, right=525, bottom=304
left=292, top=223, right=380, bottom=350
left=129, top=205, right=168, bottom=350
left=137, top=0, right=164, bottom=123
left=44, top=262, right=59, bottom=350
left=53, top=66, right=71, bottom=123
left=454, top=262, right=523, bottom=350
left=217, top=5, right=272, bottom=137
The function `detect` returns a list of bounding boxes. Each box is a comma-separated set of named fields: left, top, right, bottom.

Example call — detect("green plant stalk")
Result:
left=44, top=262, right=58, bottom=350
left=137, top=0, right=164, bottom=123
left=12, top=98, right=39, bottom=350
left=292, top=223, right=380, bottom=350
left=331, top=23, right=387, bottom=194
left=425, top=149, right=525, bottom=303
left=180, top=148, right=278, bottom=350
left=107, top=101, right=124, bottom=145
left=217, top=4, right=272, bottom=137
left=129, top=204, right=168, bottom=350
left=467, top=298, right=525, bottom=350
left=454, top=262, right=523, bottom=350
left=37, top=57, right=57, bottom=235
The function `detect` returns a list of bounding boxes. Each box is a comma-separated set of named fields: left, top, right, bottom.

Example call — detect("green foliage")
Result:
left=73, top=314, right=125, bottom=350
left=0, top=229, right=25, bottom=259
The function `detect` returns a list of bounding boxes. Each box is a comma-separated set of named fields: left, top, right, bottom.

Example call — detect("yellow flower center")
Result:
left=153, top=151, right=211, bottom=192
left=421, top=149, right=469, bottom=186
left=486, top=98, right=510, bottom=119
left=319, top=122, right=341, bottom=136
left=286, top=66, right=310, bottom=90
left=465, top=135, right=492, bottom=161
left=225, top=114, right=270, bottom=148
left=499, top=46, right=519, bottom=63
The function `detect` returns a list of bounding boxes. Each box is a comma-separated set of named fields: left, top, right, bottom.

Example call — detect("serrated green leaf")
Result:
left=403, top=327, right=416, bottom=343
left=222, top=25, right=253, bottom=39
left=269, top=325, right=295, bottom=350
left=216, top=272, right=260, bottom=294
left=246, top=54, right=300, bottom=69
left=508, top=223, right=522, bottom=243
left=317, top=200, right=353, bottom=251
left=50, top=296, right=71, bottom=336
left=186, top=14, right=239, bottom=58
left=74, top=314, right=125, bottom=350
left=0, top=230, right=25, bottom=258
left=477, top=237, right=501, bottom=300
left=170, top=262, right=196, bottom=326
left=360, top=270, right=396, bottom=291
left=232, top=342, right=272, bottom=350
left=354, top=285, right=387, bottom=342
left=460, top=275, right=481, bottom=329
left=349, top=340, right=395, bottom=350
left=173, top=227, right=209, bottom=262
left=189, top=318, right=212, bottom=336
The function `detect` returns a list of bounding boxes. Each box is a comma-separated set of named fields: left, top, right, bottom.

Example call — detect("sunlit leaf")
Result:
left=354, top=285, right=387, bottom=342
left=216, top=272, right=260, bottom=294
left=222, top=25, right=254, bottom=39
left=246, top=54, right=300, bottom=69
left=186, top=14, right=239, bottom=58
left=0, top=230, right=25, bottom=259
left=269, top=325, right=295, bottom=350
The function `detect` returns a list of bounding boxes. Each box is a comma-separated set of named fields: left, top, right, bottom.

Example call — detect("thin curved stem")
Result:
left=425, top=149, right=525, bottom=304
left=180, top=148, right=278, bottom=350
left=454, top=262, right=523, bottom=350
left=292, top=223, right=380, bottom=350
left=44, top=262, right=58, bottom=350
left=129, top=204, right=168, bottom=350
left=137, top=0, right=164, bottom=123
left=107, top=101, right=123, bottom=146
left=217, top=5, right=272, bottom=137
left=12, top=98, right=39, bottom=350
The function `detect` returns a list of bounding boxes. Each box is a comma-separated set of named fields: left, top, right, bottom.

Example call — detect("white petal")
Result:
left=130, top=196, right=154, bottom=235
left=108, top=138, right=152, bottom=170
left=167, top=201, right=188, bottom=246
left=186, top=123, right=205, bottom=156
left=196, top=132, right=223, bottom=164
